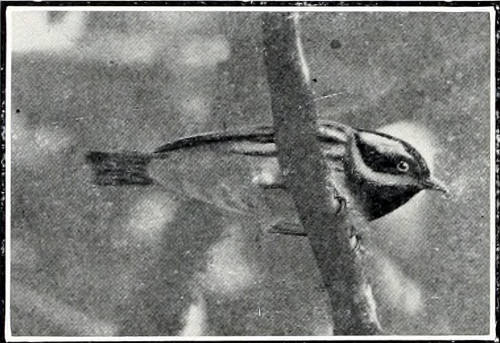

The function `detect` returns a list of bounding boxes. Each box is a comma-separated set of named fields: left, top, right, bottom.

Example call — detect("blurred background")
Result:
left=9, top=10, right=491, bottom=336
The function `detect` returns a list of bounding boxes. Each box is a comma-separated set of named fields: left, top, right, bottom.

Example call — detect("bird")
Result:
left=85, top=119, right=447, bottom=235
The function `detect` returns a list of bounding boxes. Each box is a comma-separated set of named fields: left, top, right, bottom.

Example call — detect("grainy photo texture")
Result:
left=4, top=5, right=495, bottom=338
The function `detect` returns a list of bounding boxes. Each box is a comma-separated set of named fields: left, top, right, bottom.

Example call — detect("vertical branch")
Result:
left=261, top=13, right=382, bottom=335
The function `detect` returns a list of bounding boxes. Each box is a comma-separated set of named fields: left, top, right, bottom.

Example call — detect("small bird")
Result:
left=86, top=120, right=447, bottom=232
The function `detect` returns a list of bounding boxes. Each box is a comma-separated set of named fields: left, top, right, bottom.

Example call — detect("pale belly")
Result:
left=147, top=145, right=353, bottom=228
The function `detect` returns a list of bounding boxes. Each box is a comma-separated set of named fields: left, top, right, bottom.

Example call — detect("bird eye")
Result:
left=397, top=161, right=410, bottom=173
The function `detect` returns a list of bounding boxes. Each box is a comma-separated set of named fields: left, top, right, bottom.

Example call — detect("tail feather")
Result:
left=85, top=151, right=154, bottom=186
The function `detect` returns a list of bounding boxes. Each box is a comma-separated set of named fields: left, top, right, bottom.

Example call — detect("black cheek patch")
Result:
left=355, top=133, right=415, bottom=176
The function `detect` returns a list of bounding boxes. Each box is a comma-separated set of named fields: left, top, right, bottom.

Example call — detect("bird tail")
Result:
left=85, top=151, right=154, bottom=186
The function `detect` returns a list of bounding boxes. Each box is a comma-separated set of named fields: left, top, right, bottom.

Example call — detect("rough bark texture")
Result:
left=261, top=12, right=382, bottom=335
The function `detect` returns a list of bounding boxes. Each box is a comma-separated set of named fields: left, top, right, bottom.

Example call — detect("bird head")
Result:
left=344, top=128, right=447, bottom=220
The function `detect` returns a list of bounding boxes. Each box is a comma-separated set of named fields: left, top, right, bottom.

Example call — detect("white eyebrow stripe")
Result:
left=358, top=131, right=413, bottom=161
left=351, top=140, right=419, bottom=187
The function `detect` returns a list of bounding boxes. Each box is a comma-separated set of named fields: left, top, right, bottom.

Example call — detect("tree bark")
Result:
left=261, top=12, right=382, bottom=335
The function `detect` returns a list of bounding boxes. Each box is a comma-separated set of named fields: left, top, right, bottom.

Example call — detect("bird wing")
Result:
left=147, top=120, right=349, bottom=217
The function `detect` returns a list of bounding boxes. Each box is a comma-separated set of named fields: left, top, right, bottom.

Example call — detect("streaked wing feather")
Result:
left=152, top=120, right=348, bottom=156
left=153, top=126, right=274, bottom=154
left=229, top=142, right=277, bottom=156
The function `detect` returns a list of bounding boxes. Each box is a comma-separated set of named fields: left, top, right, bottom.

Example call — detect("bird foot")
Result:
left=333, top=195, right=347, bottom=216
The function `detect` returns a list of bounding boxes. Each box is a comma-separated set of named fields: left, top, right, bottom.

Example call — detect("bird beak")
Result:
left=422, top=176, right=449, bottom=194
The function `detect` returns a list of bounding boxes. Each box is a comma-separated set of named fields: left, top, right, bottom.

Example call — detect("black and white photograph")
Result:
left=2, top=2, right=496, bottom=340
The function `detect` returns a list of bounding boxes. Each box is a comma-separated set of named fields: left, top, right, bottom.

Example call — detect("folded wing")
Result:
left=148, top=120, right=349, bottom=217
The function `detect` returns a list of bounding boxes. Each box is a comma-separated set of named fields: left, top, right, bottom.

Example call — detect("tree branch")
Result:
left=261, top=12, right=382, bottom=335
